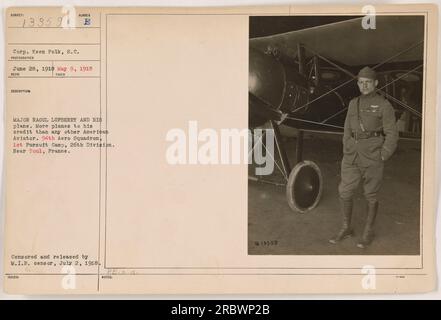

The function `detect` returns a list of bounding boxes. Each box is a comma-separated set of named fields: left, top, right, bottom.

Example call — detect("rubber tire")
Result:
left=286, top=160, right=323, bottom=213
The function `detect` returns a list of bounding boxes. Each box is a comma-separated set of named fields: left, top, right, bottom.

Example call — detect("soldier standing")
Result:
left=329, top=67, right=399, bottom=248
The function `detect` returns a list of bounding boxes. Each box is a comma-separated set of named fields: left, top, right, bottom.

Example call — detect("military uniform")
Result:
left=339, top=91, right=398, bottom=203
left=330, top=66, right=399, bottom=248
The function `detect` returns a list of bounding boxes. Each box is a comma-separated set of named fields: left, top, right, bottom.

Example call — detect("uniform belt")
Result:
left=351, top=131, right=384, bottom=139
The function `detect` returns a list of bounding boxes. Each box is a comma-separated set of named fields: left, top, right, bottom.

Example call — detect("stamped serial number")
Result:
left=21, top=17, right=63, bottom=28
left=254, top=240, right=278, bottom=247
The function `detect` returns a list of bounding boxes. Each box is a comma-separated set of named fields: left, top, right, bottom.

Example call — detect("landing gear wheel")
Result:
left=286, top=160, right=323, bottom=213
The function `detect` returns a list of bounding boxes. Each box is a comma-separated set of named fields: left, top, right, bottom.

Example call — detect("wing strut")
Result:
left=288, top=41, right=424, bottom=119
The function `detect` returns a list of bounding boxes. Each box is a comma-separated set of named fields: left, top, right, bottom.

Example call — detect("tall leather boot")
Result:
left=329, top=199, right=353, bottom=244
left=357, top=201, right=378, bottom=248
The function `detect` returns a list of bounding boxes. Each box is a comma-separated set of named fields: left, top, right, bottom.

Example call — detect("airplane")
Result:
left=248, top=15, right=424, bottom=213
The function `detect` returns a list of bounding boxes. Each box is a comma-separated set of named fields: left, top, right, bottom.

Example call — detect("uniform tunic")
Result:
left=338, top=91, right=398, bottom=203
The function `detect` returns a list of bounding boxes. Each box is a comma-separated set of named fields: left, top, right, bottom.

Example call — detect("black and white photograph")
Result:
left=2, top=4, right=438, bottom=295
left=248, top=15, right=424, bottom=255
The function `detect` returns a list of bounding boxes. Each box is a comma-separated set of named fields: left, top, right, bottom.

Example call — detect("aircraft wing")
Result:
left=250, top=16, right=424, bottom=66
